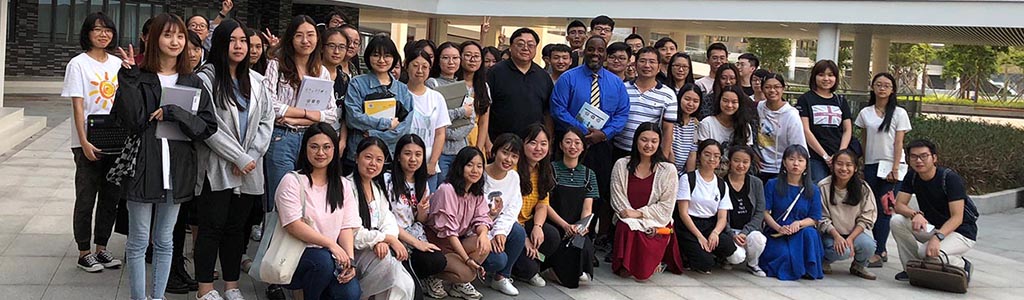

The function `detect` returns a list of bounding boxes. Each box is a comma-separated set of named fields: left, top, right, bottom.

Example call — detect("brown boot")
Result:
left=850, top=263, right=877, bottom=280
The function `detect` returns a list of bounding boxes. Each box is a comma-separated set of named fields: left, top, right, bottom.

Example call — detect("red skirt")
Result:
left=611, top=222, right=684, bottom=280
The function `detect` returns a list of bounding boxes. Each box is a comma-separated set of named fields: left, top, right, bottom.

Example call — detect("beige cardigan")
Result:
left=817, top=176, right=877, bottom=236
left=610, top=158, right=679, bottom=231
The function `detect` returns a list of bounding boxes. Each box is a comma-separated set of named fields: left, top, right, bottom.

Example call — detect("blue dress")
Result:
left=759, top=179, right=825, bottom=280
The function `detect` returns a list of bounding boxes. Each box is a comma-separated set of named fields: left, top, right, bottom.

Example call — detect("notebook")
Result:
left=156, top=85, right=201, bottom=141
left=435, top=81, right=472, bottom=128
left=877, top=160, right=908, bottom=180
left=86, top=114, right=130, bottom=155
left=364, top=98, right=397, bottom=120
left=295, top=76, right=334, bottom=111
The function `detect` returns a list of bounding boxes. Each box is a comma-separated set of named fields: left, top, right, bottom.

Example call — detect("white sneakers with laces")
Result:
left=490, top=277, right=519, bottom=296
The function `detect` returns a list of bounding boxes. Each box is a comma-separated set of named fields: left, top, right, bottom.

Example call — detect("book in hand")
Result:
left=569, top=214, right=594, bottom=249
left=576, top=103, right=608, bottom=130
left=156, top=85, right=201, bottom=141
left=436, top=81, right=472, bottom=128
left=364, top=98, right=397, bottom=120
left=877, top=160, right=909, bottom=180
left=295, top=76, right=334, bottom=111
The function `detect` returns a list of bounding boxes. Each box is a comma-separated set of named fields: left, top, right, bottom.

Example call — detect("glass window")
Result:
left=55, top=0, right=71, bottom=39
left=124, top=1, right=137, bottom=48
left=91, top=0, right=104, bottom=19
left=72, top=0, right=89, bottom=41
left=37, top=0, right=53, bottom=37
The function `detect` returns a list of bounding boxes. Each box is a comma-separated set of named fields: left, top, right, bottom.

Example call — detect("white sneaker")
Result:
left=448, top=282, right=482, bottom=300
left=489, top=277, right=519, bottom=296
left=196, top=290, right=224, bottom=300
left=422, top=277, right=448, bottom=299
left=579, top=272, right=592, bottom=282
left=747, top=264, right=767, bottom=277
left=223, top=289, right=245, bottom=300
left=523, top=274, right=546, bottom=287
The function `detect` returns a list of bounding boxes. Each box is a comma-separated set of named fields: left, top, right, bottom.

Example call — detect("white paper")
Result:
left=161, top=138, right=171, bottom=189
left=576, top=103, right=609, bottom=130
left=294, top=76, right=334, bottom=111
left=157, top=85, right=201, bottom=141
left=877, top=160, right=909, bottom=180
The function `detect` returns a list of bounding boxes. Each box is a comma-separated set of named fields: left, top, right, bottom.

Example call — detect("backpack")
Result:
left=686, top=171, right=727, bottom=202
left=909, top=168, right=980, bottom=224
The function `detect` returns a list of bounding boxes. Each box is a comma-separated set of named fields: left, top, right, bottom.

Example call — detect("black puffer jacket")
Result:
left=111, top=67, right=217, bottom=204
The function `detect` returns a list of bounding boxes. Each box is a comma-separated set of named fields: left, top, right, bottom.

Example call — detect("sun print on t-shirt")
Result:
left=89, top=71, right=118, bottom=109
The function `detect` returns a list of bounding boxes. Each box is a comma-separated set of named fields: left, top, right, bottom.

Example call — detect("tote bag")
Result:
left=249, top=172, right=311, bottom=284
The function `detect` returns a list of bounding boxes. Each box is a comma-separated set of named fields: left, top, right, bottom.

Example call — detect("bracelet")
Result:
left=912, top=211, right=924, bottom=218
left=218, top=12, right=228, bottom=18
left=534, top=224, right=543, bottom=227
left=302, top=109, right=308, bottom=119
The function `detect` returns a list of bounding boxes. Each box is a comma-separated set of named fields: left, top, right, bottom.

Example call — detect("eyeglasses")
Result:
left=91, top=27, right=114, bottom=35
left=592, top=26, right=612, bottom=33
left=462, top=55, right=481, bottom=62
left=324, top=43, right=348, bottom=52
left=308, top=144, right=334, bottom=154
left=512, top=41, right=537, bottom=50
left=874, top=83, right=893, bottom=90
left=609, top=55, right=628, bottom=62
left=440, top=56, right=460, bottom=62
left=188, top=23, right=208, bottom=30
left=671, top=64, right=689, bottom=70
left=907, top=153, right=932, bottom=162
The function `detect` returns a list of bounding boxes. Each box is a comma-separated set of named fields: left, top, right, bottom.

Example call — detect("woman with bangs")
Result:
left=542, top=126, right=598, bottom=288
left=671, top=83, right=702, bottom=176
left=456, top=41, right=491, bottom=162
left=404, top=49, right=451, bottom=191
left=481, top=133, right=527, bottom=295
left=344, top=34, right=413, bottom=168
left=111, top=13, right=217, bottom=300
left=698, top=63, right=740, bottom=120
left=760, top=145, right=825, bottom=281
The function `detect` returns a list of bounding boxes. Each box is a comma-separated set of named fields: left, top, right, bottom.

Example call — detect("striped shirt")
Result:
left=672, top=117, right=698, bottom=176
left=614, top=81, right=678, bottom=151
left=552, top=160, right=600, bottom=199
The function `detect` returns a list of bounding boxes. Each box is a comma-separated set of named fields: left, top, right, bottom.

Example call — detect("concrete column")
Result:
left=429, top=17, right=450, bottom=45
left=481, top=23, right=500, bottom=47
left=390, top=23, right=409, bottom=55
left=788, top=39, right=798, bottom=81
left=669, top=31, right=687, bottom=48
left=0, top=0, right=8, bottom=107
left=815, top=23, right=840, bottom=62
left=413, top=25, right=427, bottom=41
left=871, top=37, right=891, bottom=77
left=852, top=31, right=873, bottom=91
left=633, top=26, right=653, bottom=46
left=532, top=26, right=546, bottom=65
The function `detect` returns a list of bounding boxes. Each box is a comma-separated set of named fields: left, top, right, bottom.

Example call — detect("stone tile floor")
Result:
left=1, top=116, right=1023, bottom=299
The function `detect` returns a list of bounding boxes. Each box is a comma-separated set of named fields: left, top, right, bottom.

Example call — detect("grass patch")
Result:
left=906, top=115, right=1024, bottom=194
left=908, top=95, right=1024, bottom=110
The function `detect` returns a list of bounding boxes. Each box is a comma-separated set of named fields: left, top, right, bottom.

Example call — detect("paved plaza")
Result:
left=0, top=98, right=1022, bottom=299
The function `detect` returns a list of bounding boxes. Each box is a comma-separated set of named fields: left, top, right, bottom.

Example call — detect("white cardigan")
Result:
left=610, top=158, right=679, bottom=231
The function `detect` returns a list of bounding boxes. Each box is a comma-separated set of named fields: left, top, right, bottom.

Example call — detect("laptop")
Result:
left=434, top=81, right=472, bottom=128
left=86, top=114, right=130, bottom=155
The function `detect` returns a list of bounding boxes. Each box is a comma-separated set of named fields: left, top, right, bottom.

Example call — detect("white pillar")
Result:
left=871, top=37, right=891, bottom=77
left=0, top=0, right=8, bottom=107
left=816, top=23, right=840, bottom=62
left=788, top=39, right=798, bottom=81
left=390, top=23, right=409, bottom=55
left=429, top=17, right=450, bottom=46
left=852, top=32, right=872, bottom=91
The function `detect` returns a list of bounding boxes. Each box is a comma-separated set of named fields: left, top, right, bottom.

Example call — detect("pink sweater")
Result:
left=276, top=172, right=361, bottom=247
left=427, top=183, right=492, bottom=239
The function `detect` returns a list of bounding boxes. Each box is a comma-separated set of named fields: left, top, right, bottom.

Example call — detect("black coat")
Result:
left=111, top=66, right=217, bottom=204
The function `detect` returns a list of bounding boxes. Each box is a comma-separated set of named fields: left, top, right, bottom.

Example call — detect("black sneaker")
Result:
left=165, top=272, right=189, bottom=294
left=894, top=271, right=910, bottom=282
left=266, top=285, right=286, bottom=300
left=77, top=254, right=104, bottom=273
left=95, top=250, right=122, bottom=269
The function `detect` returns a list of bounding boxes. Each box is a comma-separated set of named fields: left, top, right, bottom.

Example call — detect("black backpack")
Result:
left=686, top=171, right=727, bottom=202
left=908, top=168, right=980, bottom=225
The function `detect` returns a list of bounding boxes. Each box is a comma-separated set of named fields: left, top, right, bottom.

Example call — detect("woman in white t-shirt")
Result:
left=482, top=133, right=527, bottom=296
left=675, top=139, right=743, bottom=274
left=405, top=49, right=452, bottom=191
left=854, top=73, right=912, bottom=268
left=697, top=85, right=757, bottom=173
left=61, top=12, right=124, bottom=273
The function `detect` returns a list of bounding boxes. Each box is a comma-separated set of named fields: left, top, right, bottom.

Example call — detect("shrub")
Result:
left=906, top=116, right=1024, bottom=194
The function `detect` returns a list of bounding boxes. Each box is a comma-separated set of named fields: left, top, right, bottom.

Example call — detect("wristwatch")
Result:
left=934, top=232, right=946, bottom=241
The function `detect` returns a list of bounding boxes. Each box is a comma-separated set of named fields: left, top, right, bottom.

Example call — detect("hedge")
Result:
left=904, top=116, right=1024, bottom=194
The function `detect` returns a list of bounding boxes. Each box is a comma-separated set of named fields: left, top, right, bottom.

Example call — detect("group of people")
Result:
left=61, top=4, right=980, bottom=300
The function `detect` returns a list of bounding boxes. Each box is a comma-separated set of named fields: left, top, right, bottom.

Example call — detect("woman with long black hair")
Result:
left=855, top=72, right=912, bottom=268
left=760, top=145, right=825, bottom=281
left=193, top=19, right=275, bottom=300
left=817, top=149, right=878, bottom=280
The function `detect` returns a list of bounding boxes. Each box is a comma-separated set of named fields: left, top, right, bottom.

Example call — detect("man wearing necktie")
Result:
left=550, top=35, right=631, bottom=244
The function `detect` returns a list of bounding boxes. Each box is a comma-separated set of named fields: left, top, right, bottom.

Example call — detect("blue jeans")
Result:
left=436, top=154, right=456, bottom=187
left=126, top=196, right=181, bottom=300
left=822, top=233, right=876, bottom=267
left=286, top=247, right=362, bottom=300
left=427, top=174, right=441, bottom=193
left=863, top=163, right=901, bottom=255
left=808, top=158, right=830, bottom=185
left=265, top=128, right=304, bottom=210
left=497, top=223, right=527, bottom=278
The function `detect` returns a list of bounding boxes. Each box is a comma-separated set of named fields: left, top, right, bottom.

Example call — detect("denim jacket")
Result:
left=343, top=73, right=413, bottom=160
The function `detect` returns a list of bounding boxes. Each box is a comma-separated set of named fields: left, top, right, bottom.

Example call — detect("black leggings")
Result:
left=194, top=183, right=255, bottom=283
left=512, top=221, right=560, bottom=278
left=678, top=215, right=737, bottom=272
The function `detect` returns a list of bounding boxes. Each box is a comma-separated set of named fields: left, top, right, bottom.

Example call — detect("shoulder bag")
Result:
left=906, top=250, right=972, bottom=293
left=249, top=171, right=311, bottom=284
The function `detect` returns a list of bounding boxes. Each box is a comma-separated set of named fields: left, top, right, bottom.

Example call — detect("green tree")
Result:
left=746, top=37, right=791, bottom=74
left=937, top=45, right=1006, bottom=100
left=889, top=43, right=936, bottom=94
left=996, top=47, right=1024, bottom=100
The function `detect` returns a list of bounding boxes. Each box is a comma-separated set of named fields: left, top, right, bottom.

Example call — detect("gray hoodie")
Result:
left=195, top=65, right=275, bottom=195
left=757, top=101, right=807, bottom=174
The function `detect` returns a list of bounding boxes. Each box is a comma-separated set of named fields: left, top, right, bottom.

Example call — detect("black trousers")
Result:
left=511, top=221, right=560, bottom=278
left=194, top=182, right=256, bottom=283
left=72, top=147, right=120, bottom=251
left=541, top=228, right=595, bottom=288
left=678, top=215, right=738, bottom=272
left=583, top=141, right=616, bottom=237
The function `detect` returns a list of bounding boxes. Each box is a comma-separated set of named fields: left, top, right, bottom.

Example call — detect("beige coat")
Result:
left=610, top=158, right=679, bottom=231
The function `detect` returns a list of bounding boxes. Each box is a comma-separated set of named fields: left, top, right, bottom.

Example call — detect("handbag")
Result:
left=249, top=172, right=311, bottom=284
left=906, top=250, right=972, bottom=293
